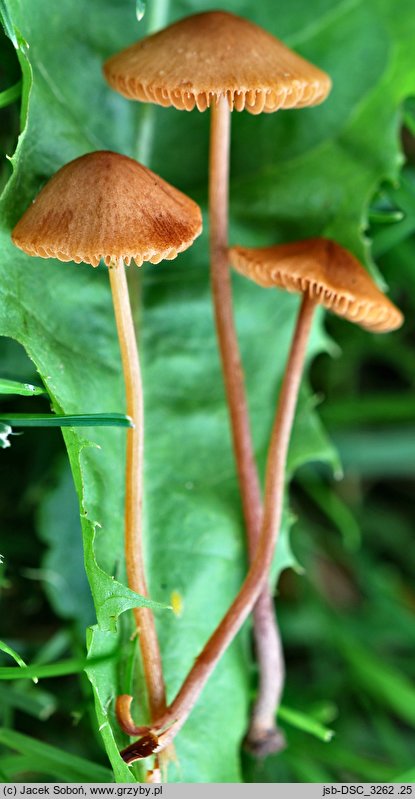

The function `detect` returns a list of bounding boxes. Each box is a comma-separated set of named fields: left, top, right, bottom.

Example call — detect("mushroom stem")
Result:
left=108, top=258, right=166, bottom=723
left=120, top=292, right=316, bottom=760
left=245, top=292, right=316, bottom=752
left=210, top=96, right=284, bottom=750
left=210, top=97, right=262, bottom=581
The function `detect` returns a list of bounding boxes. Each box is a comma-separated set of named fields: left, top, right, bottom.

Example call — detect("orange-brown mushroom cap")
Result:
left=229, top=238, right=403, bottom=333
left=103, top=11, right=331, bottom=114
left=12, top=151, right=202, bottom=268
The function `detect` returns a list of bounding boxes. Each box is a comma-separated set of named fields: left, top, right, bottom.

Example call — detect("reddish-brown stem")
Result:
left=209, top=95, right=284, bottom=752
left=116, top=695, right=149, bottom=737
left=120, top=293, right=317, bottom=760
left=109, top=259, right=167, bottom=763
left=245, top=296, right=316, bottom=752
left=210, top=89, right=262, bottom=600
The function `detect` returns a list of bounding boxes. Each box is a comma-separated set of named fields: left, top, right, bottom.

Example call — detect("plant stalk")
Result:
left=120, top=292, right=317, bottom=759
left=209, top=95, right=284, bottom=752
left=109, top=258, right=166, bottom=725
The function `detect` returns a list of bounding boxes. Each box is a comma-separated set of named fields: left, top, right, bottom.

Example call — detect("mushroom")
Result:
left=11, top=150, right=202, bottom=760
left=116, top=237, right=403, bottom=761
left=228, top=236, right=404, bottom=727
left=104, top=9, right=332, bottom=754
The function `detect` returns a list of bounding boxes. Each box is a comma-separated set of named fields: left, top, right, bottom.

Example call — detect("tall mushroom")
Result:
left=104, top=9, right=332, bottom=753
left=116, top=237, right=403, bottom=762
left=11, top=151, right=202, bottom=767
left=228, top=237, right=404, bottom=728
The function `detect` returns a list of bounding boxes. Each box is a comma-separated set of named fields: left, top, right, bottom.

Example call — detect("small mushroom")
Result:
left=228, top=236, right=403, bottom=734
left=103, top=11, right=331, bottom=114
left=104, top=10, right=332, bottom=754
left=11, top=150, right=202, bottom=747
left=230, top=238, right=403, bottom=331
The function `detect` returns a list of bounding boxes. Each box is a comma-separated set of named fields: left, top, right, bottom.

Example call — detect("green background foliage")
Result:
left=0, top=0, right=414, bottom=783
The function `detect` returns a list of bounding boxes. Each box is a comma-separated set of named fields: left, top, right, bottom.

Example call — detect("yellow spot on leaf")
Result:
left=171, top=590, right=183, bottom=617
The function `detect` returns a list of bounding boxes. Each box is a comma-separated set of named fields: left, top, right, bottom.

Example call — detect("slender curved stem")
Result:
left=245, top=296, right=316, bottom=751
left=109, top=259, right=167, bottom=728
left=209, top=95, right=285, bottom=752
left=120, top=293, right=317, bottom=761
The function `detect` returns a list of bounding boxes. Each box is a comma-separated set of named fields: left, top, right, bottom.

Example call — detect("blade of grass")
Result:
left=0, top=412, right=132, bottom=427
left=0, top=640, right=37, bottom=683
left=303, top=736, right=398, bottom=781
left=0, top=684, right=56, bottom=720
left=394, top=767, right=415, bottom=781
left=374, top=711, right=415, bottom=769
left=0, top=754, right=51, bottom=780
left=31, top=630, right=71, bottom=666
left=337, top=632, right=415, bottom=727
left=321, top=394, right=415, bottom=426
left=0, top=753, right=94, bottom=781
left=0, top=377, right=46, bottom=396
left=0, top=1, right=19, bottom=46
left=369, top=209, right=404, bottom=224
left=0, top=80, right=21, bottom=108
left=0, top=650, right=118, bottom=681
left=284, top=751, right=333, bottom=782
left=278, top=704, right=335, bottom=742
left=299, top=477, right=361, bottom=551
left=332, top=428, right=415, bottom=477
left=0, top=729, right=112, bottom=782
left=0, top=639, right=28, bottom=669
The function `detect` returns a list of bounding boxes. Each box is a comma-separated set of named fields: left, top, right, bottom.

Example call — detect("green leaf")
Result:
left=372, top=169, right=415, bottom=258
left=403, top=97, right=415, bottom=135
left=0, top=377, right=45, bottom=395
left=0, top=0, right=413, bottom=783
left=85, top=627, right=139, bottom=783
left=37, top=459, right=95, bottom=629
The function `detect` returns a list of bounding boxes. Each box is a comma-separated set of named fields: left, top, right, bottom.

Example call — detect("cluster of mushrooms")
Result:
left=11, top=10, right=403, bottom=782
